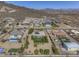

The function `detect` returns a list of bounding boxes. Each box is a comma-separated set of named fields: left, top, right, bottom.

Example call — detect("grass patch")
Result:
left=31, top=36, right=48, bottom=44
left=8, top=48, right=18, bottom=52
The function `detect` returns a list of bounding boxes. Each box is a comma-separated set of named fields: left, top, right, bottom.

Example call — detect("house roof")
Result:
left=32, top=31, right=45, bottom=37
left=64, top=42, right=79, bottom=48
left=71, top=30, right=79, bottom=34
left=53, top=30, right=66, bottom=36
left=0, top=48, right=4, bottom=53
left=9, top=35, right=17, bottom=39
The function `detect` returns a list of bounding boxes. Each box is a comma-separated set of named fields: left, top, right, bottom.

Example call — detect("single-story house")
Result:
left=71, top=30, right=79, bottom=35
left=9, top=31, right=22, bottom=42
left=0, top=48, right=4, bottom=54
left=63, top=42, right=79, bottom=51
left=53, top=30, right=66, bottom=36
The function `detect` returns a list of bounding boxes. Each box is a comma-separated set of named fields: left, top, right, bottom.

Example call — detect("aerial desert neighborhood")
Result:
left=0, top=1, right=79, bottom=57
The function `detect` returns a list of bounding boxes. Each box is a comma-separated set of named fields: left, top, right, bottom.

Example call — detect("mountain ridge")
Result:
left=0, top=1, right=79, bottom=19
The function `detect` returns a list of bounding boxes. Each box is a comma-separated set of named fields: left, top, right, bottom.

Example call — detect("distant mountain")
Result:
left=42, top=8, right=79, bottom=14
left=0, top=1, right=79, bottom=21
left=0, top=1, right=53, bottom=19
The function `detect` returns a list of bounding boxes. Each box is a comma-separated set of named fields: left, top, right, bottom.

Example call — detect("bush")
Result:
left=39, top=49, right=50, bottom=55
left=39, top=49, right=44, bottom=54
left=34, top=44, right=37, bottom=47
left=34, top=49, right=39, bottom=55
left=18, top=45, right=25, bottom=54
left=8, top=48, right=19, bottom=55
left=52, top=47, right=60, bottom=54
left=44, top=49, right=50, bottom=55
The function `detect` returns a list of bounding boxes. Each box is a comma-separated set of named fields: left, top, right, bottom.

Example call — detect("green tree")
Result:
left=44, top=49, right=50, bottom=55
left=39, top=49, right=44, bottom=54
left=28, top=28, right=34, bottom=34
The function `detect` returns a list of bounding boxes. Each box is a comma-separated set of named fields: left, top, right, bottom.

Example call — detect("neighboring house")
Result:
left=3, top=17, right=15, bottom=22
left=9, top=30, right=22, bottom=42
left=54, top=17, right=61, bottom=23
left=33, top=19, right=41, bottom=27
left=45, top=24, right=52, bottom=28
left=23, top=18, right=32, bottom=24
left=63, top=42, right=79, bottom=52
left=9, top=35, right=18, bottom=42
left=0, top=48, right=4, bottom=54
left=53, top=30, right=66, bottom=36
left=71, top=30, right=79, bottom=35
left=43, top=18, right=52, bottom=28
left=44, top=19, right=52, bottom=25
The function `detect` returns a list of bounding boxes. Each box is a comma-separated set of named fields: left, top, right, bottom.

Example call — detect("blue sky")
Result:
left=6, top=1, right=79, bottom=9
